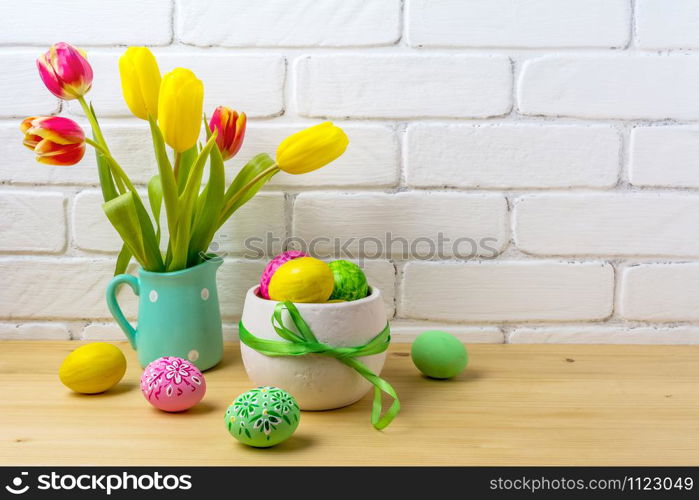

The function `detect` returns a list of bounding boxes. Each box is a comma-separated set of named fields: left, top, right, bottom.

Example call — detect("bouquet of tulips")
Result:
left=20, top=43, right=348, bottom=275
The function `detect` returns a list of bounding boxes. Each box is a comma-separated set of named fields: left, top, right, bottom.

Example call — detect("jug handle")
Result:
left=106, top=274, right=140, bottom=349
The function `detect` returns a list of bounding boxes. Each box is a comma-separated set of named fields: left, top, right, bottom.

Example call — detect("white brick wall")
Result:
left=177, top=0, right=401, bottom=48
left=514, top=194, right=699, bottom=257
left=635, top=0, right=699, bottom=49
left=509, top=326, right=699, bottom=345
left=0, top=191, right=65, bottom=253
left=406, top=124, right=620, bottom=189
left=407, top=0, right=630, bottom=48
left=293, top=192, right=509, bottom=259
left=620, top=264, right=699, bottom=322
left=518, top=55, right=699, bottom=120
left=2, top=1, right=698, bottom=345
left=0, top=0, right=173, bottom=46
left=630, top=127, right=699, bottom=188
left=296, top=55, right=512, bottom=118
left=400, top=261, right=614, bottom=322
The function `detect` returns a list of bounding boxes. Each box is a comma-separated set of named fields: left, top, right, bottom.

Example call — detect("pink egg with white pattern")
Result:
left=258, top=250, right=307, bottom=299
left=140, top=356, right=206, bottom=412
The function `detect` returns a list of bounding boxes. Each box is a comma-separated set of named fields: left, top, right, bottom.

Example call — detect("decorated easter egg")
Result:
left=328, top=260, right=369, bottom=301
left=59, top=342, right=126, bottom=394
left=259, top=250, right=307, bottom=299
left=225, top=386, right=300, bottom=447
left=268, top=257, right=334, bottom=303
left=411, top=330, right=468, bottom=379
left=140, top=356, right=206, bottom=412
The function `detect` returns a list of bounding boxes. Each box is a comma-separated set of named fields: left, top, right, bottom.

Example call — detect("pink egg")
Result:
left=140, top=356, right=206, bottom=412
left=259, top=250, right=307, bottom=299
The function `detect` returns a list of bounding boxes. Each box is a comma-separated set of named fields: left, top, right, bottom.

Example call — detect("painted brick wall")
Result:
left=2, top=0, right=699, bottom=345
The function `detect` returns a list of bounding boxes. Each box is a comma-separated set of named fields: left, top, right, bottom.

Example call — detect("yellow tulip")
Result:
left=118, top=47, right=161, bottom=120
left=158, top=68, right=204, bottom=152
left=276, top=122, right=348, bottom=175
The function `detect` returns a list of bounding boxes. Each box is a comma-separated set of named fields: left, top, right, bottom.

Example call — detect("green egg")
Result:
left=225, top=386, right=300, bottom=447
left=328, top=260, right=369, bottom=302
left=411, top=330, right=468, bottom=379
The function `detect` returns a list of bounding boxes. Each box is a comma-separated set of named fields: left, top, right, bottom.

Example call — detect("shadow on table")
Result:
left=67, top=382, right=138, bottom=398
left=237, top=433, right=315, bottom=454
left=203, top=350, right=238, bottom=374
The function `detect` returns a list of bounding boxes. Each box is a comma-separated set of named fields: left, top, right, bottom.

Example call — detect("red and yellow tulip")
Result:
left=20, top=116, right=86, bottom=165
left=36, top=42, right=93, bottom=101
left=209, top=106, right=246, bottom=161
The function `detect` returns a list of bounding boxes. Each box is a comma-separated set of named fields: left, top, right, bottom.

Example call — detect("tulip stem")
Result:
left=79, top=96, right=130, bottom=194
left=84, top=138, right=136, bottom=193
left=77, top=97, right=110, bottom=154
left=216, top=164, right=279, bottom=228
left=173, top=152, right=181, bottom=182
left=112, top=168, right=126, bottom=194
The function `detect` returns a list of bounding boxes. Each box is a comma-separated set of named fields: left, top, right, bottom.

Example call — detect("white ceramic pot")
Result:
left=240, top=285, right=388, bottom=410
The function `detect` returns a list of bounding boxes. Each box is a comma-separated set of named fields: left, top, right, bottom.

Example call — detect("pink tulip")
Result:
left=37, top=42, right=93, bottom=100
left=209, top=106, right=246, bottom=161
left=21, top=116, right=86, bottom=166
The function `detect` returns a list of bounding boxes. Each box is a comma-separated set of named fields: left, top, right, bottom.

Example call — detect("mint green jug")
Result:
left=106, top=259, right=224, bottom=371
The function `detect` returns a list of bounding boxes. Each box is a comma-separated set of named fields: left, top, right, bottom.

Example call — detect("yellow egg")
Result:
left=59, top=343, right=127, bottom=394
left=268, top=257, right=334, bottom=303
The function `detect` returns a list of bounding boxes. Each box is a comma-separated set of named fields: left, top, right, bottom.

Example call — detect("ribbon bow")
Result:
left=238, top=301, right=400, bottom=430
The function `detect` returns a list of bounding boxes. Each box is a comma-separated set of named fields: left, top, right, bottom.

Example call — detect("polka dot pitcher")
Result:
left=106, top=258, right=224, bottom=371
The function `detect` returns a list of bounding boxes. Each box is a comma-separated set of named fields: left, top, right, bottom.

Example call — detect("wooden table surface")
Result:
left=1, top=341, right=698, bottom=466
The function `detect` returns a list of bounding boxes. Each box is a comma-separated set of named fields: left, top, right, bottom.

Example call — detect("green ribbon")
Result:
left=238, top=301, right=400, bottom=430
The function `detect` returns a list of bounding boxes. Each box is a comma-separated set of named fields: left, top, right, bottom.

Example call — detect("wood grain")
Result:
left=1, top=341, right=698, bottom=465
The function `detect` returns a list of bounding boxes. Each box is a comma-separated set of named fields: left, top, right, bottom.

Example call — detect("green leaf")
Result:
left=187, top=145, right=225, bottom=267
left=177, top=144, right=199, bottom=195
left=131, top=194, right=164, bottom=272
left=204, top=115, right=212, bottom=140
left=114, top=244, right=132, bottom=276
left=103, top=191, right=164, bottom=272
left=219, top=153, right=278, bottom=227
left=164, top=244, right=173, bottom=269
left=147, top=115, right=178, bottom=252
left=89, top=108, right=118, bottom=202
left=169, top=134, right=218, bottom=271
left=147, top=174, right=163, bottom=246
left=95, top=148, right=122, bottom=199
left=104, top=193, right=144, bottom=264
